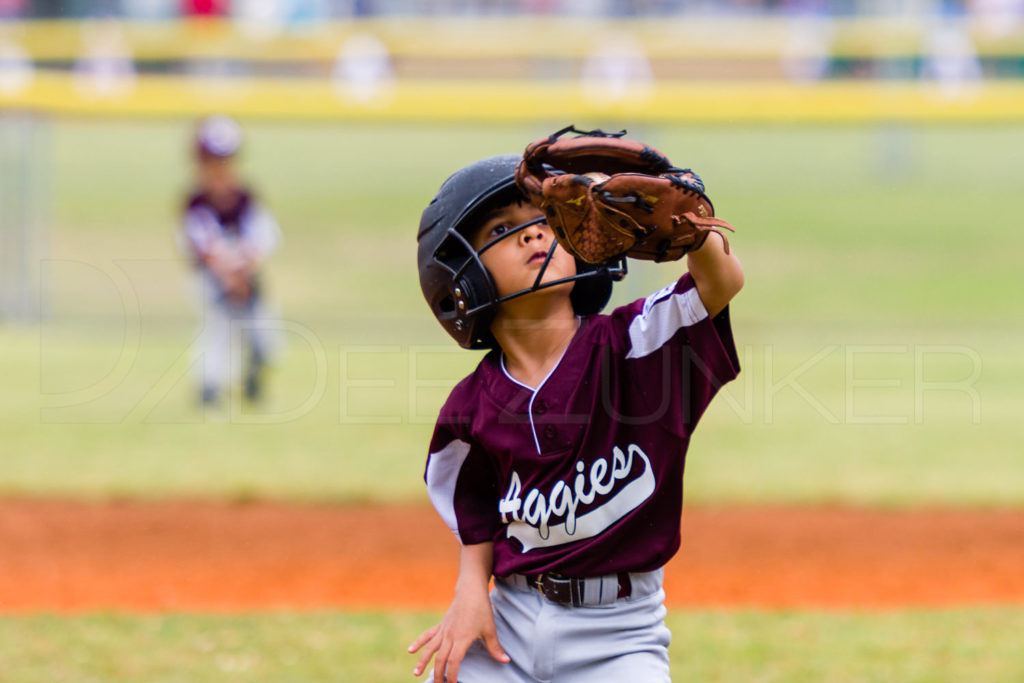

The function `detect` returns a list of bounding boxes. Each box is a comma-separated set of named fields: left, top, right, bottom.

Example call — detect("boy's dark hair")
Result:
left=418, top=154, right=626, bottom=349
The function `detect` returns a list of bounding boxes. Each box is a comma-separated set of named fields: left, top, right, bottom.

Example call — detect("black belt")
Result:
left=523, top=572, right=632, bottom=607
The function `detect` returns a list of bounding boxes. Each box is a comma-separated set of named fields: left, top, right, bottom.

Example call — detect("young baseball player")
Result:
left=411, top=136, right=743, bottom=683
left=179, top=115, right=281, bottom=407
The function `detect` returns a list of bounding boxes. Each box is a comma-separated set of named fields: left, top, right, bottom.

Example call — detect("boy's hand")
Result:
left=408, top=583, right=509, bottom=682
left=204, top=241, right=255, bottom=304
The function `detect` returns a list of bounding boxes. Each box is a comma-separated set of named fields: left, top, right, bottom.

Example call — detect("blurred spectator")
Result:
left=288, top=0, right=330, bottom=26
left=332, top=31, right=394, bottom=102
left=0, top=0, right=26, bottom=19
left=580, top=30, right=654, bottom=101
left=0, top=38, right=33, bottom=93
left=183, top=0, right=229, bottom=15
left=519, top=0, right=558, bottom=12
left=25, top=0, right=57, bottom=17
left=923, top=13, right=983, bottom=98
left=970, top=0, right=1024, bottom=39
left=233, top=0, right=286, bottom=37
left=781, top=0, right=834, bottom=82
left=72, top=22, right=137, bottom=97
left=233, top=0, right=329, bottom=36
left=122, top=0, right=177, bottom=18
left=27, top=0, right=120, bottom=17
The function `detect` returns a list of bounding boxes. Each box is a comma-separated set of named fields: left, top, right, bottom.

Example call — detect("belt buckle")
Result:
left=535, top=573, right=581, bottom=607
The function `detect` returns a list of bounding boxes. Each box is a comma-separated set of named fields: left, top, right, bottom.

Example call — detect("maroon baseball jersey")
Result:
left=425, top=273, right=739, bottom=578
left=180, top=189, right=281, bottom=266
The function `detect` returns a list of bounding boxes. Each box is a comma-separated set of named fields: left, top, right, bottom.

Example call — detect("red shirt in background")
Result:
left=182, top=0, right=228, bottom=16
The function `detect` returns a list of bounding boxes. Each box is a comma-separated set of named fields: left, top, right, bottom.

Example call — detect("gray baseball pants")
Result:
left=193, top=272, right=275, bottom=399
left=441, top=568, right=671, bottom=682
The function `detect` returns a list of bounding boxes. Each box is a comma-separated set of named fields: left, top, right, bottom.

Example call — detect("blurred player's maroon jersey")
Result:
left=181, top=190, right=280, bottom=267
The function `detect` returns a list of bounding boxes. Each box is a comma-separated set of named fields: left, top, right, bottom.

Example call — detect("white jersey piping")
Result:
left=499, top=317, right=581, bottom=455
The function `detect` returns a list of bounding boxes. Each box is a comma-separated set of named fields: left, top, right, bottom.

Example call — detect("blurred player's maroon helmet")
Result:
left=196, top=115, right=243, bottom=159
left=418, top=154, right=626, bottom=349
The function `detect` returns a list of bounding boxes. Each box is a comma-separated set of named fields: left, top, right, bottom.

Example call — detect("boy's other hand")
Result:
left=407, top=584, right=509, bottom=681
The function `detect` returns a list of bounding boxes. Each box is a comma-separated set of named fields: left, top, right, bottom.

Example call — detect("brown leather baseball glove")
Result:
left=514, top=126, right=734, bottom=264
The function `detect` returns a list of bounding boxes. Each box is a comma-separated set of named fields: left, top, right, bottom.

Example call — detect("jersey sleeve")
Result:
left=180, top=205, right=219, bottom=262
left=424, top=407, right=501, bottom=546
left=241, top=201, right=282, bottom=258
left=610, top=273, right=740, bottom=436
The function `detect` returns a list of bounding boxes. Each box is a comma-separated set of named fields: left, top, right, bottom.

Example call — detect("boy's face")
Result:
left=471, top=201, right=577, bottom=301
left=197, top=155, right=239, bottom=200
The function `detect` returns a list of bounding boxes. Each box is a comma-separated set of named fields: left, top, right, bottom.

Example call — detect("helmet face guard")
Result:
left=435, top=215, right=626, bottom=322
left=418, top=154, right=626, bottom=350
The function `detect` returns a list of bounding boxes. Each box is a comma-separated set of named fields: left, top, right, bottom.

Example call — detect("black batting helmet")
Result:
left=417, top=154, right=626, bottom=349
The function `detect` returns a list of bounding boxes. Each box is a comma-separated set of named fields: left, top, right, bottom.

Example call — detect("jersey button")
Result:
left=543, top=425, right=557, bottom=440
left=534, top=400, right=547, bottom=415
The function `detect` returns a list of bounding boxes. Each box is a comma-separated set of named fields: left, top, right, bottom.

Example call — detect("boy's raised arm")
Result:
left=687, top=231, right=745, bottom=318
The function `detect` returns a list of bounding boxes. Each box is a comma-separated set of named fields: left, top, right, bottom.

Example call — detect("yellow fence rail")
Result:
left=3, top=73, right=1024, bottom=122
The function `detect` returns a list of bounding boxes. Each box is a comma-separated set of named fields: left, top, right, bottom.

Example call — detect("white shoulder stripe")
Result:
left=626, top=286, right=708, bottom=359
left=425, top=439, right=472, bottom=540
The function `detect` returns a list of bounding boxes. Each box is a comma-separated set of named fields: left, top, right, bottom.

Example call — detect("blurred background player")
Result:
left=179, top=115, right=281, bottom=408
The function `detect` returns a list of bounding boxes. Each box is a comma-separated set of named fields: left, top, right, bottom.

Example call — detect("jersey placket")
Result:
left=500, top=351, right=568, bottom=455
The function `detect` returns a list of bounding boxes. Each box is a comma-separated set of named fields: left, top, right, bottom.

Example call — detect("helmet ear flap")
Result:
left=419, top=155, right=523, bottom=349
left=450, top=259, right=499, bottom=348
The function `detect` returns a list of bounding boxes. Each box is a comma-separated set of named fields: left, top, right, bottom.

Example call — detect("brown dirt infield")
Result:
left=0, top=500, right=1021, bottom=613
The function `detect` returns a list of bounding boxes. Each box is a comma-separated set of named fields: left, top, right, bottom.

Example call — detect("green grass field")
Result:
left=1, top=119, right=1022, bottom=681
left=2, top=609, right=1022, bottom=682
left=2, top=119, right=1021, bottom=504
